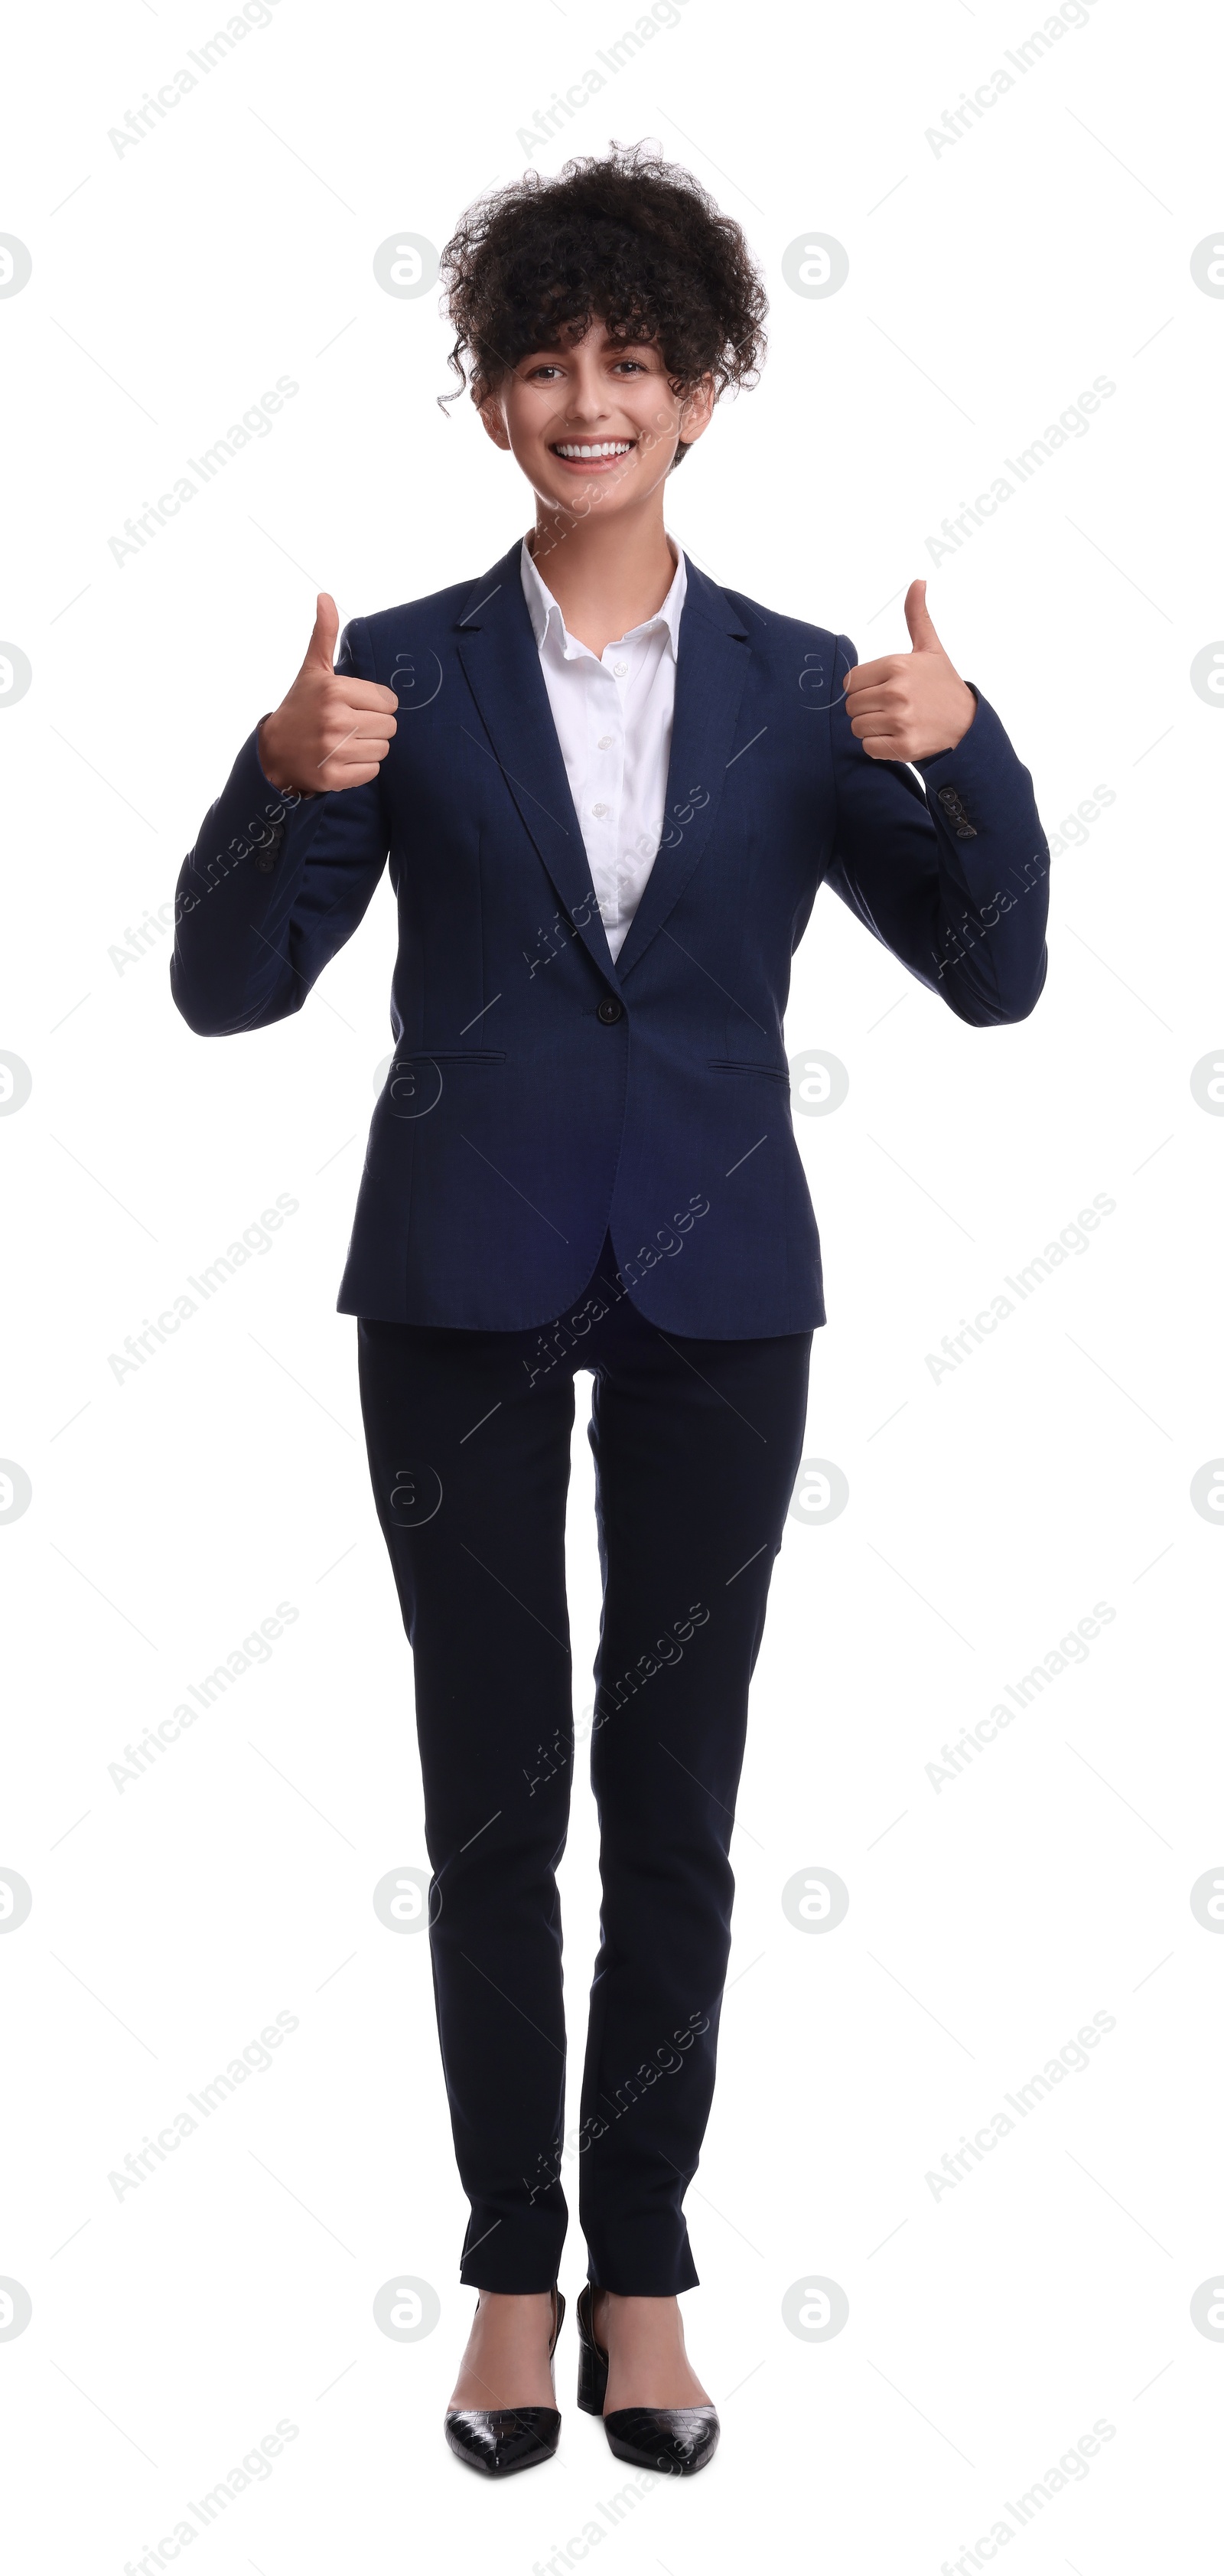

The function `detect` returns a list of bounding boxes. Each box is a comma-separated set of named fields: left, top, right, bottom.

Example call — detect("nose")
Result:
left=562, top=362, right=610, bottom=426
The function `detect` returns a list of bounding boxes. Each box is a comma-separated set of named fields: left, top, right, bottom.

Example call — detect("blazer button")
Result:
left=597, top=996, right=623, bottom=1025
left=252, top=820, right=285, bottom=873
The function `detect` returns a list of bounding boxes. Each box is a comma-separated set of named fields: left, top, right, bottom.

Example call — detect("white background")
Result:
left=2, top=0, right=1222, bottom=2568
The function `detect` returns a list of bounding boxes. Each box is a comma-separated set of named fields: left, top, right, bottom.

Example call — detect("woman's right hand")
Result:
left=257, top=593, right=399, bottom=797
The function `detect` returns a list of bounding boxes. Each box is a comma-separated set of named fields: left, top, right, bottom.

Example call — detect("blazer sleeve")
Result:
left=170, top=615, right=389, bottom=1037
left=822, top=630, right=1050, bottom=1027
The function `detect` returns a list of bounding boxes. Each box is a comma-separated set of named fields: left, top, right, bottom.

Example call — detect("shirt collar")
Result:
left=519, top=533, right=687, bottom=663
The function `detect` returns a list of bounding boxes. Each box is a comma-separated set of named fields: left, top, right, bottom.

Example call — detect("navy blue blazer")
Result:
left=171, top=540, right=1050, bottom=1336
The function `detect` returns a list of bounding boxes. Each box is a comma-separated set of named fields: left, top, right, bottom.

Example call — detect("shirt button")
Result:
left=597, top=735, right=614, bottom=750
left=597, top=996, right=623, bottom=1025
left=613, top=661, right=627, bottom=677
left=591, top=802, right=609, bottom=818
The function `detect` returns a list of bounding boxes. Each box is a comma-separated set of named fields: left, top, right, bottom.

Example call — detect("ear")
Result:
left=676, top=373, right=717, bottom=448
left=477, top=390, right=511, bottom=452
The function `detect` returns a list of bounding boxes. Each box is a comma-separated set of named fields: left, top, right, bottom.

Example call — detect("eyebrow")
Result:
left=521, top=338, right=658, bottom=361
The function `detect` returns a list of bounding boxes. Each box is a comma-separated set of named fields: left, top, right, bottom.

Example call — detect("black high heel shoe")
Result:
left=444, top=2285, right=566, bottom=2476
left=575, top=2283, right=720, bottom=2476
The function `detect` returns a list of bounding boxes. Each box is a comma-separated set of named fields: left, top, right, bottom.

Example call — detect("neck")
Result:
left=526, top=496, right=676, bottom=657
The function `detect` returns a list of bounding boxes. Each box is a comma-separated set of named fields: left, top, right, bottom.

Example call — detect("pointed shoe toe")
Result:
left=602, top=2404, right=720, bottom=2475
left=444, top=2405, right=562, bottom=2475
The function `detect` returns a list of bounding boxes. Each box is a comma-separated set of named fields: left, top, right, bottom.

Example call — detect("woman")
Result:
left=171, top=144, right=1050, bottom=2478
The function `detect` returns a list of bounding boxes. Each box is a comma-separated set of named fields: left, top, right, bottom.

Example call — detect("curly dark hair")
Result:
left=438, top=141, right=767, bottom=470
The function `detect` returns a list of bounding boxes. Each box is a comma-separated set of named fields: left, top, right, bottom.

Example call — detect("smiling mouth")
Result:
left=550, top=439, right=636, bottom=465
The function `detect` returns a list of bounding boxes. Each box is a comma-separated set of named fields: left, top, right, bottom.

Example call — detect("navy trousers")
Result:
left=357, top=1232, right=812, bottom=2294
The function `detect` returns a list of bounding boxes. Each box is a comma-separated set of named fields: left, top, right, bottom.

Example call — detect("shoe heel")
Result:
left=575, top=2286, right=609, bottom=2416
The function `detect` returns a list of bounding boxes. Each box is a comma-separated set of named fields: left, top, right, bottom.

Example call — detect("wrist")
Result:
left=949, top=680, right=978, bottom=748
left=918, top=683, right=978, bottom=765
left=257, top=713, right=317, bottom=798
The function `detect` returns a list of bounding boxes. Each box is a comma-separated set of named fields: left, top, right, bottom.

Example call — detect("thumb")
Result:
left=304, top=592, right=340, bottom=673
left=904, top=578, right=944, bottom=654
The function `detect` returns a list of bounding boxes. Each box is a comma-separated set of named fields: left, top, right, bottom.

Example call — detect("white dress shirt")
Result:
left=520, top=533, right=687, bottom=962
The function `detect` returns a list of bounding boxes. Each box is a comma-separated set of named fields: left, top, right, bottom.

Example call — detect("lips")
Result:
left=549, top=439, right=636, bottom=471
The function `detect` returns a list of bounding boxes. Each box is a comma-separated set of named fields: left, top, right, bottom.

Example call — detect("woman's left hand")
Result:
left=844, top=579, right=978, bottom=761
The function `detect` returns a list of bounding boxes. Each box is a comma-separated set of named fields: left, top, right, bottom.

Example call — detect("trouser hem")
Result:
left=458, top=2223, right=568, bottom=2293
left=583, top=2231, right=700, bottom=2297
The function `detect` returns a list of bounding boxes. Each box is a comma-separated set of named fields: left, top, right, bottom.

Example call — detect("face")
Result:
left=479, top=319, right=714, bottom=517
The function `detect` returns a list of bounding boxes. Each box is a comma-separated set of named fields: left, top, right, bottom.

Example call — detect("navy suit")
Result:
left=171, top=542, right=1050, bottom=2294
left=171, top=541, right=1050, bottom=1339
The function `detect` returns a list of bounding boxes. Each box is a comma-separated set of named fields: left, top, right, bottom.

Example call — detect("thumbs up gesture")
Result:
left=257, top=595, right=399, bottom=797
left=843, top=580, right=977, bottom=761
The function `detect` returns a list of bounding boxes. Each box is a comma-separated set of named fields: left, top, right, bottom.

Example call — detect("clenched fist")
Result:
left=257, top=594, right=399, bottom=797
left=845, top=580, right=977, bottom=762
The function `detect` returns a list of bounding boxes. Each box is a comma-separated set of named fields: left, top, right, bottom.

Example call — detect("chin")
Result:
left=539, top=479, right=636, bottom=515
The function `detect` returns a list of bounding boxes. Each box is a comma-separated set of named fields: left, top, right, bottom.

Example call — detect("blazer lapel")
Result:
left=611, top=567, right=752, bottom=982
left=454, top=544, right=620, bottom=987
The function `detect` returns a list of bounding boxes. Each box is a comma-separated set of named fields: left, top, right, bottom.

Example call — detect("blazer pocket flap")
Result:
left=708, top=1057, right=789, bottom=1082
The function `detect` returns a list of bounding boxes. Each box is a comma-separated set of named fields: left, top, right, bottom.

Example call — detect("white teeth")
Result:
left=554, top=442, right=632, bottom=458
